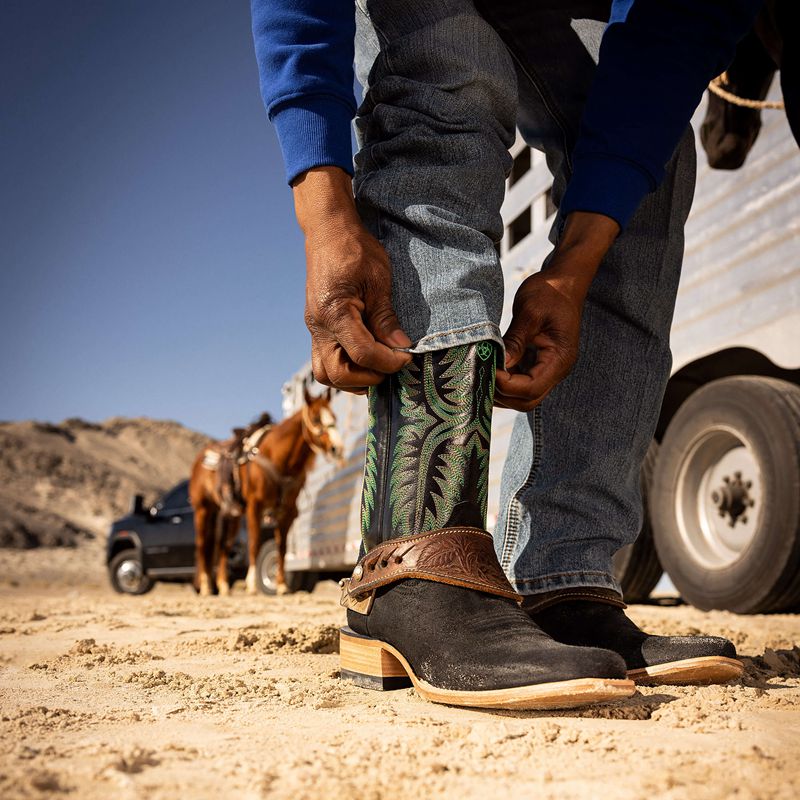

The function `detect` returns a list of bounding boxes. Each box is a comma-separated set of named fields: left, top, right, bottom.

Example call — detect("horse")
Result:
left=189, top=388, right=343, bottom=596
left=701, top=0, right=798, bottom=170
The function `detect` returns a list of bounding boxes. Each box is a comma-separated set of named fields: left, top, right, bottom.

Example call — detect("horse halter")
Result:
left=301, top=402, right=341, bottom=457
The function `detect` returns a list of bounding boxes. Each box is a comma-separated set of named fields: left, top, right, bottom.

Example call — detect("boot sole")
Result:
left=340, top=627, right=635, bottom=710
left=627, top=656, right=744, bottom=685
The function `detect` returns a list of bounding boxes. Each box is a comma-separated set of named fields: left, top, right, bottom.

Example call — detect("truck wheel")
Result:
left=613, top=440, right=663, bottom=602
left=651, top=376, right=800, bottom=614
left=256, top=539, right=318, bottom=594
left=109, top=550, right=154, bottom=595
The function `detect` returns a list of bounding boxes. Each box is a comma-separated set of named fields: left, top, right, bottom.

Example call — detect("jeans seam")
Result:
left=355, top=0, right=391, bottom=50
left=500, top=405, right=541, bottom=571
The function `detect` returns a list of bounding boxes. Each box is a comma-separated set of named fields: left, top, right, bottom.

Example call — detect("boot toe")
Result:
left=640, top=635, right=737, bottom=667
left=569, top=645, right=629, bottom=681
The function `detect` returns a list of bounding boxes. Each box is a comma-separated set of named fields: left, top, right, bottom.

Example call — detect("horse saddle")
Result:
left=203, top=428, right=248, bottom=517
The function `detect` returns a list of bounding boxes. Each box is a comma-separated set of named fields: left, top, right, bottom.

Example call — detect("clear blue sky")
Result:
left=0, top=0, right=315, bottom=439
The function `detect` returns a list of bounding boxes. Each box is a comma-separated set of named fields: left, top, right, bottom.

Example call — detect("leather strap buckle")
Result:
left=339, top=578, right=375, bottom=614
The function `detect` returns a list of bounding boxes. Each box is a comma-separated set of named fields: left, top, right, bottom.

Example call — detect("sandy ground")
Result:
left=1, top=548, right=799, bottom=800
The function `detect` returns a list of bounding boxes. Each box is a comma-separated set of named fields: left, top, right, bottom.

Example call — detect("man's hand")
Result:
left=495, top=212, right=620, bottom=411
left=293, top=167, right=412, bottom=392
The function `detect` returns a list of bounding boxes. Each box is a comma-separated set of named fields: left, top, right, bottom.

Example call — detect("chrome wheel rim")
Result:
left=259, top=546, right=278, bottom=594
left=116, top=558, right=144, bottom=592
left=675, top=425, right=762, bottom=570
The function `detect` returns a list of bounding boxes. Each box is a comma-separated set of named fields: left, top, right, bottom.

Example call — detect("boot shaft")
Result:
left=360, top=340, right=498, bottom=548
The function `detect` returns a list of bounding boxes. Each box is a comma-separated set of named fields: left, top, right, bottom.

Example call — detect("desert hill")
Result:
left=0, top=417, right=211, bottom=548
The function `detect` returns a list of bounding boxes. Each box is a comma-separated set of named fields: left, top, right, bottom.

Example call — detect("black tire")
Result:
left=255, top=539, right=318, bottom=595
left=652, top=376, right=800, bottom=614
left=285, top=568, right=319, bottom=594
left=613, top=440, right=663, bottom=602
left=109, top=550, right=154, bottom=595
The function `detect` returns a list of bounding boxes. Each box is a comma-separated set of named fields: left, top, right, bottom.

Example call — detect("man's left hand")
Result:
left=495, top=270, right=585, bottom=411
left=495, top=211, right=620, bottom=411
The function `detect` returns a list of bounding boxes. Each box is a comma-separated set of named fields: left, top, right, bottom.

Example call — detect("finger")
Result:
left=502, top=315, right=538, bottom=370
left=332, top=303, right=412, bottom=373
left=365, top=294, right=412, bottom=349
left=495, top=343, right=572, bottom=406
left=320, top=340, right=390, bottom=389
left=495, top=367, right=542, bottom=399
left=494, top=381, right=552, bottom=411
left=522, top=338, right=575, bottom=397
left=493, top=394, right=516, bottom=410
left=310, top=343, right=331, bottom=387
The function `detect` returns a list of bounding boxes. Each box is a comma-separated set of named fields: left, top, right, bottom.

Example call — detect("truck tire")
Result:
left=256, top=539, right=318, bottom=595
left=651, top=376, right=800, bottom=613
left=109, top=550, right=154, bottom=595
left=613, top=440, right=663, bottom=602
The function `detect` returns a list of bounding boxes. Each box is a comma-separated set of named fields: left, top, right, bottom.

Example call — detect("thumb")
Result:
left=502, top=317, right=528, bottom=369
left=366, top=295, right=412, bottom=349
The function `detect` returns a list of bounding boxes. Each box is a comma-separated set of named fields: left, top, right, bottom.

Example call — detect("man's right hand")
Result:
left=292, top=167, right=412, bottom=392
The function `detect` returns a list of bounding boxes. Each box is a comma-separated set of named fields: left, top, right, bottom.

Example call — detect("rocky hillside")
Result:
left=0, top=417, right=211, bottom=548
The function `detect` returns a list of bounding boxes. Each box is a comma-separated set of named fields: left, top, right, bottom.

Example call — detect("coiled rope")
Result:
left=708, top=72, right=785, bottom=110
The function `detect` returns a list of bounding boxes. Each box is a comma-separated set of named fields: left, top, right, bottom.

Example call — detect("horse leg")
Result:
left=216, top=515, right=239, bottom=596
left=274, top=524, right=289, bottom=595
left=245, top=501, right=262, bottom=595
left=195, top=504, right=215, bottom=597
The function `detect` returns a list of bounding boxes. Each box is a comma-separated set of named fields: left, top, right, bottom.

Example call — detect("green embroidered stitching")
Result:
left=360, top=387, right=379, bottom=541
left=389, top=342, right=495, bottom=537
left=476, top=341, right=493, bottom=361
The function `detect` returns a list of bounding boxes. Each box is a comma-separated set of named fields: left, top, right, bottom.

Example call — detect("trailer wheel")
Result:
left=613, top=440, right=663, bottom=602
left=652, top=376, right=800, bottom=613
left=256, top=539, right=318, bottom=594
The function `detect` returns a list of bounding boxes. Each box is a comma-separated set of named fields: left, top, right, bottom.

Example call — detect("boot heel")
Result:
left=339, top=627, right=412, bottom=691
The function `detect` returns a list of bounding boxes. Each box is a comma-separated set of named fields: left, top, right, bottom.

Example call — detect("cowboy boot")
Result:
left=339, top=342, right=634, bottom=709
left=524, top=589, right=744, bottom=685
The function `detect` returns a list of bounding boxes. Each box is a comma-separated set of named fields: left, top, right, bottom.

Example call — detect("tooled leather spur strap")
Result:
left=340, top=527, right=521, bottom=612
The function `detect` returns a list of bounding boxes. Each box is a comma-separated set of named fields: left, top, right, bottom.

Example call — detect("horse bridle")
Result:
left=244, top=404, right=339, bottom=506
left=301, top=402, right=339, bottom=456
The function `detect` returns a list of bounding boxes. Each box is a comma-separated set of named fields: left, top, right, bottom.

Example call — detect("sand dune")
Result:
left=0, top=416, right=209, bottom=548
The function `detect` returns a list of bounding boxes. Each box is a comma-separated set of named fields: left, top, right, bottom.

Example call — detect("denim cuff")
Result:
left=510, top=570, right=622, bottom=597
left=408, top=322, right=504, bottom=357
left=271, top=95, right=355, bottom=185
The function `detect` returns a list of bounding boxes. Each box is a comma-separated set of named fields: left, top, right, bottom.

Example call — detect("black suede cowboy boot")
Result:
left=524, top=588, right=744, bottom=685
left=340, top=342, right=634, bottom=710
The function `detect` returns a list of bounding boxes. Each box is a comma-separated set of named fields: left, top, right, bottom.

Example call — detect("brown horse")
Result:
left=189, top=388, right=343, bottom=596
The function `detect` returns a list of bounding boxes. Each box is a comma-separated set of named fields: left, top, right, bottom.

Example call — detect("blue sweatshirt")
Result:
left=251, top=0, right=761, bottom=229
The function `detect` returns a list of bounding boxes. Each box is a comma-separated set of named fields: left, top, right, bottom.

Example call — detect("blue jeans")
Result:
left=353, top=0, right=696, bottom=595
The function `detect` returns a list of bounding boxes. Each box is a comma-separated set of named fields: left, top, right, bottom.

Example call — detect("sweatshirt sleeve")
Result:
left=250, top=0, right=356, bottom=184
left=561, top=0, right=763, bottom=229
